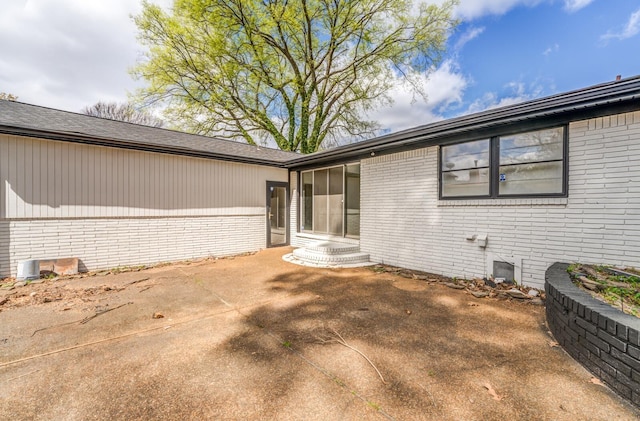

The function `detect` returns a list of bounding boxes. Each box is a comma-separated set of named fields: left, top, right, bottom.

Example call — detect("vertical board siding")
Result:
left=0, top=136, right=7, bottom=219
left=0, top=135, right=287, bottom=218
left=360, top=110, right=640, bottom=289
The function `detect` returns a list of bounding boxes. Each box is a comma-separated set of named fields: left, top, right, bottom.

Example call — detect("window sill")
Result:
left=438, top=197, right=568, bottom=207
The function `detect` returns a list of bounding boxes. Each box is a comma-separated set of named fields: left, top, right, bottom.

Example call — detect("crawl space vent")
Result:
left=493, top=261, right=515, bottom=283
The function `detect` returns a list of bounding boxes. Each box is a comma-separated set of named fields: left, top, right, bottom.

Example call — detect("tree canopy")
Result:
left=82, top=101, right=164, bottom=127
left=0, top=93, right=18, bottom=101
left=133, top=0, right=457, bottom=153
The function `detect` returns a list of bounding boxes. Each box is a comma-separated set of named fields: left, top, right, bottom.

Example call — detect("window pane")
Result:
left=442, top=139, right=490, bottom=171
left=442, top=168, right=490, bottom=197
left=277, top=187, right=286, bottom=228
left=345, top=164, right=360, bottom=237
left=313, top=169, right=328, bottom=233
left=328, top=166, right=343, bottom=235
left=500, top=127, right=564, bottom=165
left=499, top=161, right=564, bottom=195
left=301, top=171, right=313, bottom=231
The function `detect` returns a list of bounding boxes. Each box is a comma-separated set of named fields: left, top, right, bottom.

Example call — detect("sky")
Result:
left=1, top=0, right=639, bottom=138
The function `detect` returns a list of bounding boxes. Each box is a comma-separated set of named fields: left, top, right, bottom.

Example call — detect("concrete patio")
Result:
left=0, top=248, right=637, bottom=420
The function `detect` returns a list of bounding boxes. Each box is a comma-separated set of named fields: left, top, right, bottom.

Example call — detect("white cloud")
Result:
left=601, top=8, right=640, bottom=41
left=0, top=0, right=172, bottom=112
left=432, top=0, right=590, bottom=20
left=563, top=0, right=595, bottom=13
left=543, top=43, right=560, bottom=56
left=454, top=26, right=486, bottom=51
left=367, top=60, right=469, bottom=134
left=465, top=81, right=542, bottom=114
left=366, top=67, right=552, bottom=136
left=452, top=0, right=543, bottom=20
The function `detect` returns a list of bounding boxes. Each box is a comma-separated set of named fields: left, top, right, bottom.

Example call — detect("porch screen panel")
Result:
left=313, top=169, right=328, bottom=233
left=345, top=164, right=360, bottom=237
left=301, top=171, right=313, bottom=231
left=300, top=164, right=360, bottom=238
left=328, top=166, right=343, bottom=235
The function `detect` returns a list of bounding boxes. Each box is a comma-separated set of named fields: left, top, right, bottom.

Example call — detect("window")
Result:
left=440, top=127, right=566, bottom=199
left=300, top=164, right=360, bottom=238
left=441, top=139, right=490, bottom=197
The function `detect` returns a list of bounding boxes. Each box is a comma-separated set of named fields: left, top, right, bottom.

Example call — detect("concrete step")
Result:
left=285, top=241, right=373, bottom=268
left=300, top=241, right=361, bottom=255
left=292, top=248, right=370, bottom=265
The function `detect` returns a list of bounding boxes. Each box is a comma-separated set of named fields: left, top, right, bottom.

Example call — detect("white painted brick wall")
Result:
left=1, top=215, right=266, bottom=277
left=360, top=111, right=640, bottom=289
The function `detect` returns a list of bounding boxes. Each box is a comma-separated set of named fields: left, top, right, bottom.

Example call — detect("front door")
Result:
left=266, top=181, right=288, bottom=247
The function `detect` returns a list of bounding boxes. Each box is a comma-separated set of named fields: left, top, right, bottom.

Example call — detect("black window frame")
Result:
left=439, top=125, right=568, bottom=200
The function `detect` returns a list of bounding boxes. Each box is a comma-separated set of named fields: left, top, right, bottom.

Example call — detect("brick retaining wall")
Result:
left=545, top=262, right=640, bottom=406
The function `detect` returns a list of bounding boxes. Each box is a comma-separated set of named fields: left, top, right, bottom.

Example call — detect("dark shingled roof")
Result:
left=0, top=101, right=299, bottom=166
left=2, top=75, right=640, bottom=169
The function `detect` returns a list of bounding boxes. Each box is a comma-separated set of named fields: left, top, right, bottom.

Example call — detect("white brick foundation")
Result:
left=1, top=215, right=266, bottom=277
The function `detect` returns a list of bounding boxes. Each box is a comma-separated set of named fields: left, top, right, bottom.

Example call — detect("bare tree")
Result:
left=82, top=101, right=164, bottom=128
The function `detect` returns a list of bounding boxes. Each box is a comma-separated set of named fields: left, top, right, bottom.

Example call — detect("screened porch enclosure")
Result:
left=300, top=164, right=360, bottom=238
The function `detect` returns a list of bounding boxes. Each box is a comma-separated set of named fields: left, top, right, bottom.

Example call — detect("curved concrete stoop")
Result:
left=283, top=241, right=374, bottom=268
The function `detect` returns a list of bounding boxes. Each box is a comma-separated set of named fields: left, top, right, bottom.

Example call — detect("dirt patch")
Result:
left=0, top=276, right=152, bottom=312
left=392, top=279, right=429, bottom=292
left=372, top=264, right=544, bottom=303
left=0, top=254, right=237, bottom=312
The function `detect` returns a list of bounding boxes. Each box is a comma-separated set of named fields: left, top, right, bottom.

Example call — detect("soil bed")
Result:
left=567, top=264, right=640, bottom=317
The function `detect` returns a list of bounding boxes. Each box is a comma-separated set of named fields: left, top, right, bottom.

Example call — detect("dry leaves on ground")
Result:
left=483, top=382, right=503, bottom=401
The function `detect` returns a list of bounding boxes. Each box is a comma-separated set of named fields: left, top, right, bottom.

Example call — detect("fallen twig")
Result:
left=3, top=369, right=41, bottom=383
left=31, top=320, right=77, bottom=337
left=126, top=278, right=149, bottom=286
left=418, top=383, right=438, bottom=408
left=80, top=302, right=133, bottom=324
left=321, top=327, right=386, bottom=385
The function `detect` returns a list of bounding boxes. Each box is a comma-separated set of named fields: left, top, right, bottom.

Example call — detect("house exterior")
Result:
left=2, top=76, right=640, bottom=288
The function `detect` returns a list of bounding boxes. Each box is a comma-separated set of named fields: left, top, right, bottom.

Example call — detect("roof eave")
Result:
left=0, top=126, right=290, bottom=168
